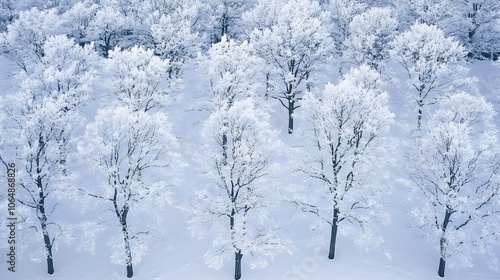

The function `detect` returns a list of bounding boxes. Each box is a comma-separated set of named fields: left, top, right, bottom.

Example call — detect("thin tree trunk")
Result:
left=328, top=208, right=339, bottom=260
left=37, top=175, right=54, bottom=275
left=417, top=102, right=423, bottom=129
left=438, top=257, right=446, bottom=278
left=221, top=12, right=228, bottom=40
left=42, top=226, right=54, bottom=274
left=121, top=223, right=134, bottom=278
left=234, top=250, right=243, bottom=280
left=116, top=197, right=133, bottom=278
left=222, top=133, right=228, bottom=163
left=438, top=210, right=452, bottom=277
left=288, top=99, right=294, bottom=134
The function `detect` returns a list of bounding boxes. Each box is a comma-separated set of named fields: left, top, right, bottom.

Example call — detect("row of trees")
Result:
left=1, top=0, right=498, bottom=56
left=1, top=0, right=499, bottom=133
left=0, top=0, right=499, bottom=279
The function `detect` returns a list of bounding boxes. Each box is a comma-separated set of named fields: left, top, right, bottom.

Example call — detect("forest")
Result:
left=0, top=0, right=499, bottom=279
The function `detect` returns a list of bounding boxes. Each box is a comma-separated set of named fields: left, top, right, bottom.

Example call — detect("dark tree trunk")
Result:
left=115, top=199, right=133, bottom=278
left=122, top=223, right=134, bottom=278
left=438, top=257, right=446, bottom=278
left=221, top=13, right=228, bottom=40
left=288, top=99, right=294, bottom=134
left=229, top=206, right=241, bottom=279
left=328, top=208, right=339, bottom=260
left=234, top=251, right=243, bottom=280
left=37, top=174, right=54, bottom=275
left=438, top=210, right=452, bottom=277
left=126, top=264, right=133, bottom=279
left=222, top=133, right=228, bottom=163
left=43, top=230, right=54, bottom=274
left=417, top=103, right=423, bottom=129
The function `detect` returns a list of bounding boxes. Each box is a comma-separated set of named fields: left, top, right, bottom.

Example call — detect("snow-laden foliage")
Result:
left=149, top=4, right=202, bottom=77
left=241, top=0, right=282, bottom=33
left=202, top=35, right=264, bottom=109
left=20, top=35, right=98, bottom=106
left=344, top=6, right=398, bottom=70
left=249, top=0, right=332, bottom=133
left=293, top=65, right=394, bottom=258
left=77, top=106, right=183, bottom=277
left=86, top=5, right=132, bottom=57
left=0, top=7, right=64, bottom=71
left=206, top=0, right=250, bottom=42
left=457, top=0, right=500, bottom=58
left=392, top=0, right=461, bottom=34
left=404, top=92, right=500, bottom=276
left=188, top=98, right=291, bottom=273
left=324, top=0, right=367, bottom=58
left=137, top=0, right=211, bottom=47
left=392, top=0, right=500, bottom=57
left=105, top=45, right=177, bottom=112
left=75, top=41, right=183, bottom=278
left=60, top=0, right=99, bottom=46
left=0, top=35, right=97, bottom=274
left=389, top=22, right=473, bottom=129
left=0, top=0, right=15, bottom=32
left=0, top=0, right=498, bottom=278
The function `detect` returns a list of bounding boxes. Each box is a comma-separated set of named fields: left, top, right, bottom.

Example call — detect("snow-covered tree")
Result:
left=188, top=98, right=291, bottom=280
left=149, top=5, right=202, bottom=77
left=60, top=0, right=98, bottom=46
left=325, top=0, right=367, bottom=58
left=105, top=45, right=176, bottom=112
left=0, top=0, right=78, bottom=32
left=203, top=35, right=263, bottom=109
left=86, top=5, right=132, bottom=57
left=248, top=0, right=332, bottom=134
left=207, top=0, right=250, bottom=42
left=0, top=7, right=63, bottom=71
left=241, top=0, right=281, bottom=33
left=458, top=0, right=500, bottom=58
left=77, top=106, right=182, bottom=278
left=136, top=0, right=210, bottom=48
left=344, top=6, right=398, bottom=70
left=389, top=22, right=472, bottom=129
left=0, top=0, right=15, bottom=32
left=0, top=35, right=97, bottom=275
left=392, top=0, right=500, bottom=59
left=293, top=65, right=393, bottom=260
left=392, top=0, right=461, bottom=34
left=403, top=92, right=500, bottom=277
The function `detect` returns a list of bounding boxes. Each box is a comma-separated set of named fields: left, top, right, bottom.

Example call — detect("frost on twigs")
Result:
left=248, top=0, right=333, bottom=134
left=404, top=92, right=500, bottom=276
left=389, top=22, right=475, bottom=129
left=0, top=34, right=97, bottom=275
left=77, top=106, right=183, bottom=277
left=188, top=98, right=292, bottom=273
left=104, top=45, right=179, bottom=112
left=290, top=65, right=394, bottom=259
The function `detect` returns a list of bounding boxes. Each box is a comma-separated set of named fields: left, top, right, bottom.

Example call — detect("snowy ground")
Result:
left=1, top=204, right=499, bottom=280
left=1, top=57, right=499, bottom=280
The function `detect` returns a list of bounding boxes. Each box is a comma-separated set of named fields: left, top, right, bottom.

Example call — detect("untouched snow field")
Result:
left=0, top=56, right=499, bottom=280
